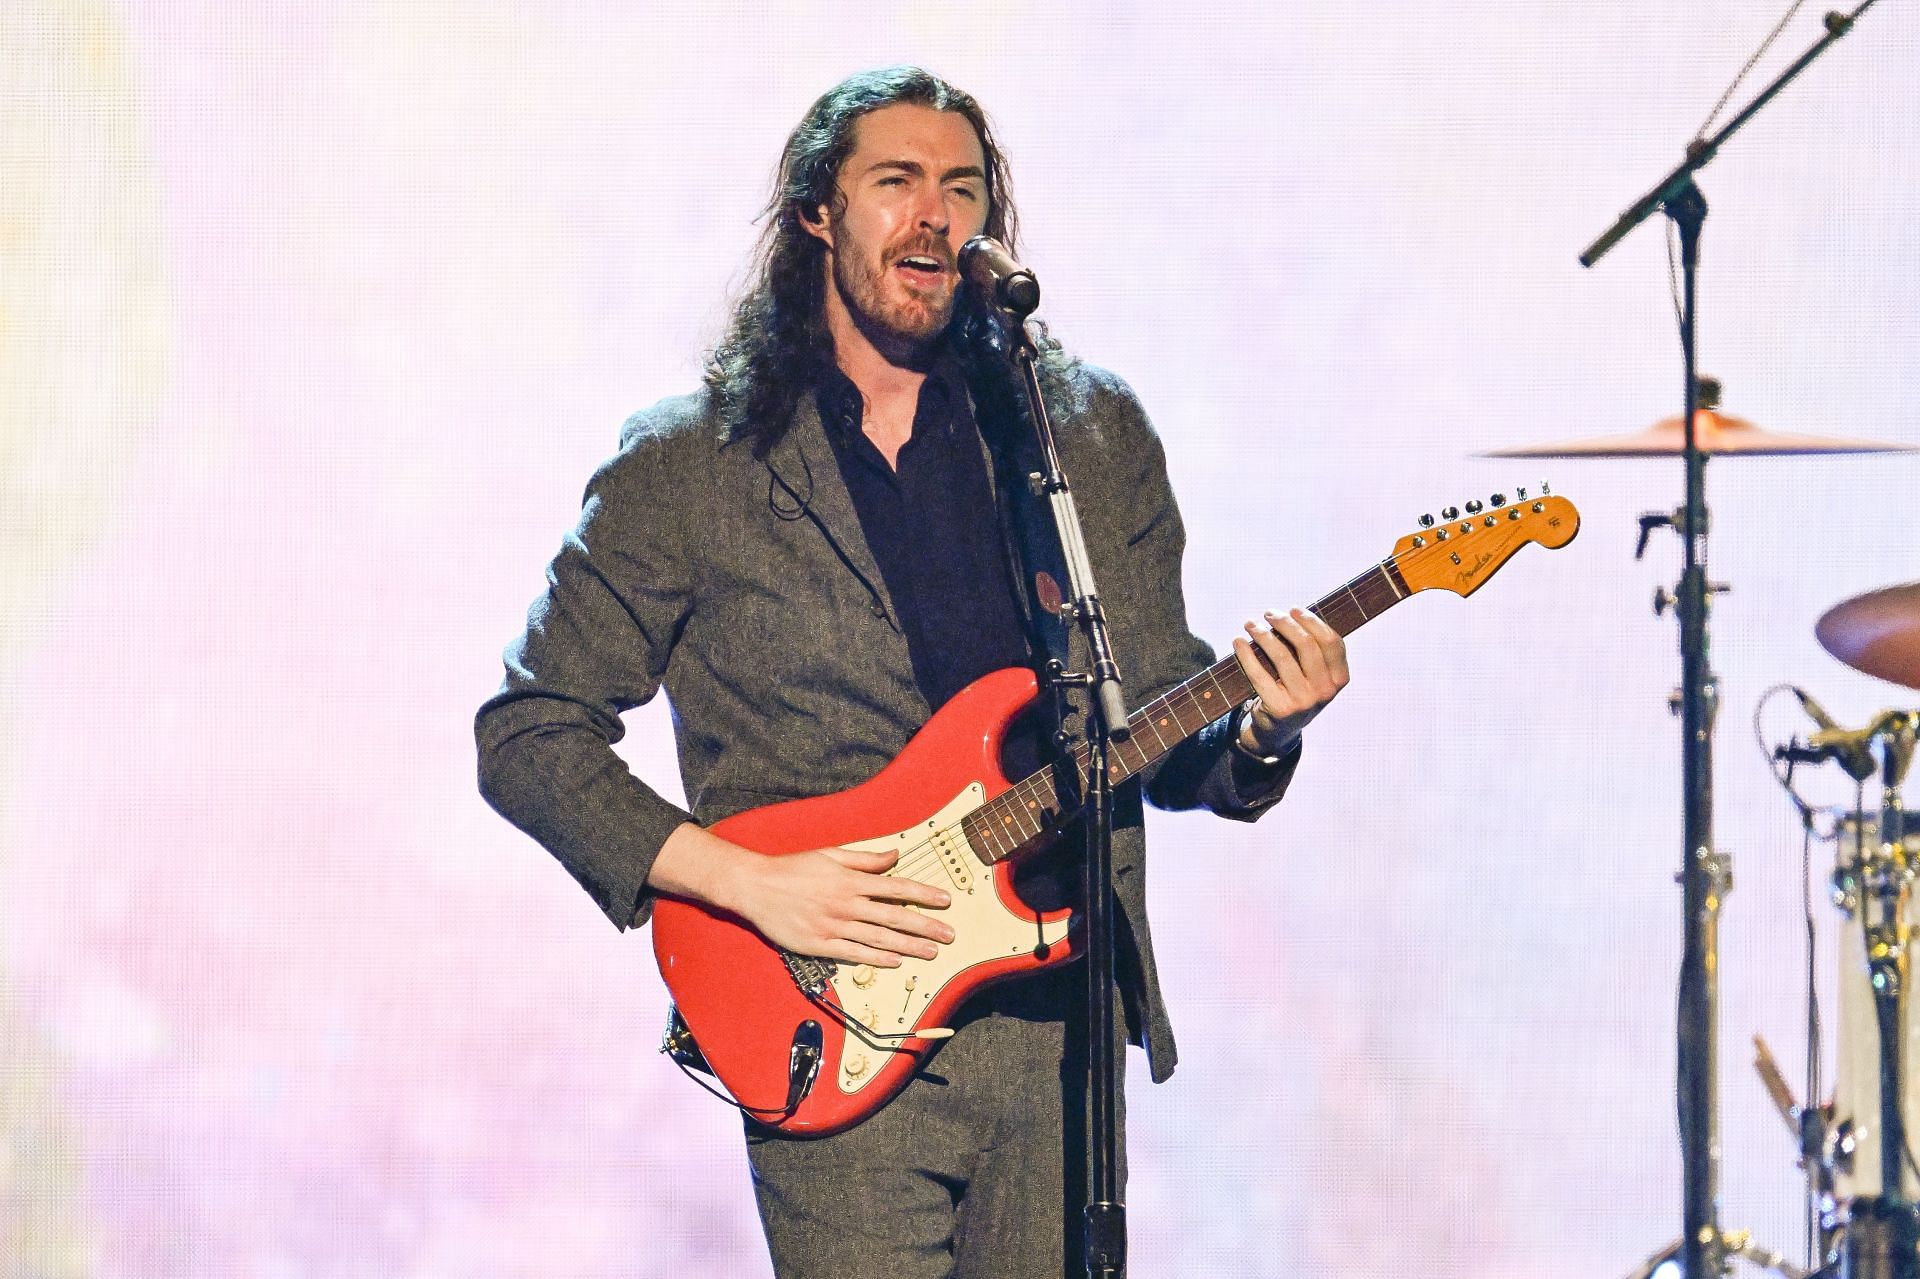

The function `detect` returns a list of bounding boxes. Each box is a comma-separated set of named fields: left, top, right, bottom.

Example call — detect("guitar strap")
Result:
left=971, top=368, right=1151, bottom=1045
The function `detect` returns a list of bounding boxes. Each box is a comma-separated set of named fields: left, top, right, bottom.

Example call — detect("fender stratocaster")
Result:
left=652, top=492, right=1580, bottom=1134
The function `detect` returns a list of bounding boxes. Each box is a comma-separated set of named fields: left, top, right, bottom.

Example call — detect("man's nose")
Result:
left=914, top=185, right=950, bottom=235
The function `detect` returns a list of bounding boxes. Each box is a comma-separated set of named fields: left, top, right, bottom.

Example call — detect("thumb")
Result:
left=824, top=846, right=898, bottom=872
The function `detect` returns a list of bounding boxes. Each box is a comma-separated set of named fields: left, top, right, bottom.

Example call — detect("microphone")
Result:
left=958, top=235, right=1041, bottom=316
left=1792, top=687, right=1880, bottom=782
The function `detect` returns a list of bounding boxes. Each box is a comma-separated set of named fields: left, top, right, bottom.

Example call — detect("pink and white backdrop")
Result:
left=5, top=2, right=1918, bottom=1275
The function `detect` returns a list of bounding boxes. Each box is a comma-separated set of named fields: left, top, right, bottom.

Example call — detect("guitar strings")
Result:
left=880, top=559, right=1412, bottom=898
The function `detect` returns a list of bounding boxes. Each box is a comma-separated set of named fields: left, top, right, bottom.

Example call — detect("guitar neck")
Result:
left=961, top=556, right=1413, bottom=865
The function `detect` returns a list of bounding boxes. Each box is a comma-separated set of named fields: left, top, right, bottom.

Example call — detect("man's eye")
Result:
left=878, top=176, right=907, bottom=187
left=948, top=187, right=979, bottom=201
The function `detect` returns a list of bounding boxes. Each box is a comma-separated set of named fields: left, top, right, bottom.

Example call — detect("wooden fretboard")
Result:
left=958, top=555, right=1412, bottom=864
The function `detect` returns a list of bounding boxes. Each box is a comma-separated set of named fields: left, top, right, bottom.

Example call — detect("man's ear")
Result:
left=798, top=202, right=833, bottom=248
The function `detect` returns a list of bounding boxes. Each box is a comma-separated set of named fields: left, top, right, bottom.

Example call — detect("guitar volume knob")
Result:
left=845, top=1054, right=868, bottom=1078
left=851, top=965, right=875, bottom=988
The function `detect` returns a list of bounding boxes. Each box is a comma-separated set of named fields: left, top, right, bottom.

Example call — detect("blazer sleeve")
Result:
left=474, top=421, right=698, bottom=931
left=1085, top=371, right=1302, bottom=821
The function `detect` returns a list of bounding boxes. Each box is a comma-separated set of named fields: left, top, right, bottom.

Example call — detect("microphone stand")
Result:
left=1579, top=6, right=1881, bottom=1276
left=990, top=303, right=1132, bottom=1278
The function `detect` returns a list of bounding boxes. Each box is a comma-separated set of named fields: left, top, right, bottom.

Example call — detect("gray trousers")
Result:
left=745, top=970, right=1128, bottom=1279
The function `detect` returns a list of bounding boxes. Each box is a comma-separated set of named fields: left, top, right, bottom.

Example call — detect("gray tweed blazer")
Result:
left=475, top=361, right=1298, bottom=1082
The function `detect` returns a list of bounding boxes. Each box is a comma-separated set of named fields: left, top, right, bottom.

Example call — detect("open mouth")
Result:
left=893, top=254, right=948, bottom=286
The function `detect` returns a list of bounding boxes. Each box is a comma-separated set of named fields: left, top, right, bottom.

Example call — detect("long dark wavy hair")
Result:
left=706, top=67, right=1065, bottom=457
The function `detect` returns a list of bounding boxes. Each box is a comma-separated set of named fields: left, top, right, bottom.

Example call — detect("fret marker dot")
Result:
left=1158, top=718, right=1169, bottom=727
left=1203, top=691, right=1214, bottom=700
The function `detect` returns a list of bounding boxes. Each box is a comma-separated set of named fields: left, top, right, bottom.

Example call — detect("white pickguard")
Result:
left=828, top=782, right=1071, bottom=1094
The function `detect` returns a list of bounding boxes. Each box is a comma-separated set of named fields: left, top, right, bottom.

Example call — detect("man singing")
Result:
left=476, top=66, right=1348, bottom=1279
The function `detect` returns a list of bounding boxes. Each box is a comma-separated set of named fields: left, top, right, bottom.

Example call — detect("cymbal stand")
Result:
left=1580, top=6, right=1880, bottom=1272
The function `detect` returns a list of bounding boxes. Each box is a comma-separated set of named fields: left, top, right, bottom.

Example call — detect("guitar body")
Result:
left=650, top=492, right=1580, bottom=1137
left=651, top=666, right=1078, bottom=1136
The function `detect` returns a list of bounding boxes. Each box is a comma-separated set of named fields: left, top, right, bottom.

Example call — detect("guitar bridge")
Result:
left=781, top=950, right=835, bottom=999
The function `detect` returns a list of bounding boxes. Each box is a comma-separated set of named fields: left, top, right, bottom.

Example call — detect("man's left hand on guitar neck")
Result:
left=1231, top=606, right=1350, bottom=761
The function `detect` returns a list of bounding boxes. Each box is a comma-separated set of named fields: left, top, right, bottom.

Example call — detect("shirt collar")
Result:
left=814, top=349, right=964, bottom=445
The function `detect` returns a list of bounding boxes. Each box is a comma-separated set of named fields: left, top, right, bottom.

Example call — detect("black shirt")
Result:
left=815, top=356, right=1086, bottom=980
left=814, top=361, right=1032, bottom=716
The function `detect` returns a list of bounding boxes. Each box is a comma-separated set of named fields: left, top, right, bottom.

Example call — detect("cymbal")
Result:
left=1482, top=409, right=1918, bottom=458
left=1819, top=583, right=1920, bottom=691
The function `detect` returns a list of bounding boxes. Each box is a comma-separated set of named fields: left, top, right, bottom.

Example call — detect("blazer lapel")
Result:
left=762, top=395, right=901, bottom=629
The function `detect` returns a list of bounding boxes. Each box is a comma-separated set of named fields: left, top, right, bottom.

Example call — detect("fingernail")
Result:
left=934, top=892, right=951, bottom=907
left=922, top=945, right=938, bottom=959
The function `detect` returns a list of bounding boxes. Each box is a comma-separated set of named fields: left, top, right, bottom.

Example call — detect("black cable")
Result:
left=666, top=1050, right=799, bottom=1121
left=1697, top=0, right=1812, bottom=140
left=1755, top=683, right=1825, bottom=828
left=1663, top=3, right=1811, bottom=353
left=1754, top=681, right=1831, bottom=1265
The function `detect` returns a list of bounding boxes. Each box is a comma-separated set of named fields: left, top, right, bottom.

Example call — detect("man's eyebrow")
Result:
left=865, top=159, right=988, bottom=183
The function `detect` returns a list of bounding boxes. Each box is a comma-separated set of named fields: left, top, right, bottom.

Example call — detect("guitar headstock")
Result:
left=1391, top=487, right=1580, bottom=598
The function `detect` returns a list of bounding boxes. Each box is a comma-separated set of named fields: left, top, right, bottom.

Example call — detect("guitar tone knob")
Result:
left=851, top=965, right=875, bottom=988
left=845, top=1054, right=868, bottom=1078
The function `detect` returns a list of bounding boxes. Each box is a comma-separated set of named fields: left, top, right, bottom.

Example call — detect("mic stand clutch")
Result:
left=988, top=293, right=1132, bottom=1278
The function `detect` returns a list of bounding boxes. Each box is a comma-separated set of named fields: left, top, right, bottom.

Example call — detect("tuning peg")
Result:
left=1442, top=505, right=1460, bottom=520
left=1418, top=513, right=1435, bottom=528
left=1465, top=499, right=1484, bottom=515
left=1540, top=480, right=1551, bottom=496
left=1515, top=486, right=1528, bottom=500
left=1491, top=492, right=1507, bottom=507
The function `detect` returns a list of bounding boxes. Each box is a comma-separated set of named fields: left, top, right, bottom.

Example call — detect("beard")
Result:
left=827, top=232, right=956, bottom=357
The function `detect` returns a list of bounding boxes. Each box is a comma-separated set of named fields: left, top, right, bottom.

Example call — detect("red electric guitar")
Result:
left=653, top=491, right=1580, bottom=1135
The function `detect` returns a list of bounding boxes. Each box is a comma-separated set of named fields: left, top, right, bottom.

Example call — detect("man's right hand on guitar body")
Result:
left=648, top=822, right=954, bottom=968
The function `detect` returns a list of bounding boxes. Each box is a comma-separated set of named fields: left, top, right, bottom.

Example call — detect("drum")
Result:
left=1830, top=809, right=1920, bottom=1202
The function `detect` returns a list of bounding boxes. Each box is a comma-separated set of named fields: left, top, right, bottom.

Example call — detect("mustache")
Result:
left=887, top=237, right=955, bottom=268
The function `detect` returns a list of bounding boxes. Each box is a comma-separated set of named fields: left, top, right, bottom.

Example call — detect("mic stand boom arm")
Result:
left=1579, top=3, right=1877, bottom=270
